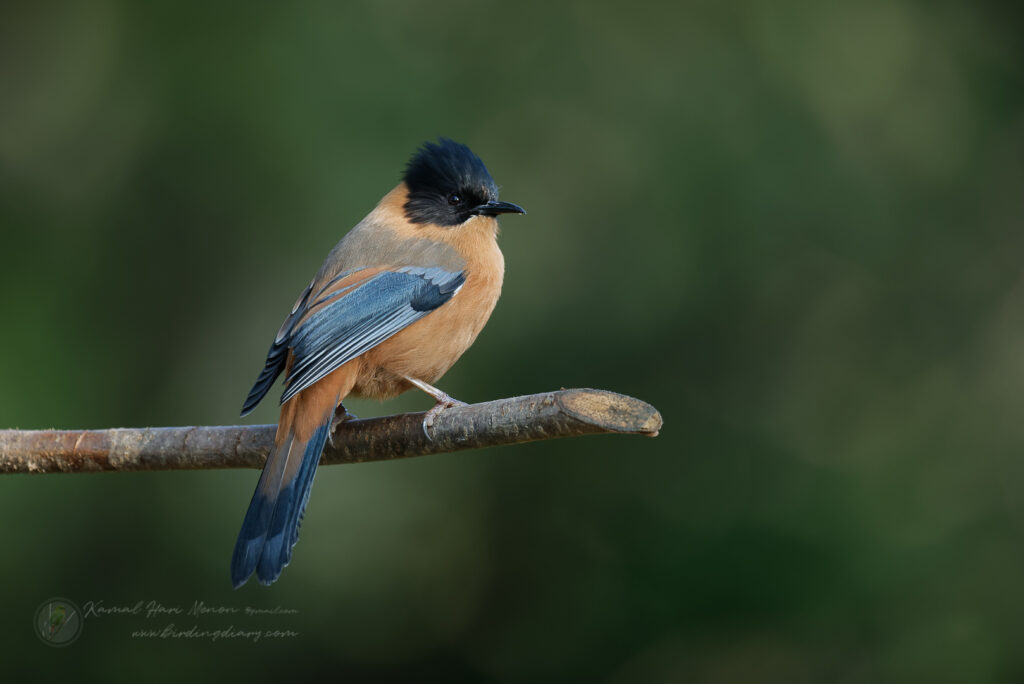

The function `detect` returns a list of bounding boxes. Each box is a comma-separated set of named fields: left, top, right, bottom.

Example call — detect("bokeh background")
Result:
left=2, top=1, right=1023, bottom=681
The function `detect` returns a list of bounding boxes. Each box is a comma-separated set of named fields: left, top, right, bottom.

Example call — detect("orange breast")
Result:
left=353, top=219, right=505, bottom=399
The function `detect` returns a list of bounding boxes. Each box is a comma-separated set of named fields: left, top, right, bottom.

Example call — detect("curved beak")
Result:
left=471, top=200, right=527, bottom=217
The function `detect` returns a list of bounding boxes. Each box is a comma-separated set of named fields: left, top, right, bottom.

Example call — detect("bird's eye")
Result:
left=447, top=192, right=462, bottom=206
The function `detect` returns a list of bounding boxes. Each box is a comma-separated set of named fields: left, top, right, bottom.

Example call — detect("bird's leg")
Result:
left=328, top=402, right=359, bottom=447
left=404, top=376, right=467, bottom=439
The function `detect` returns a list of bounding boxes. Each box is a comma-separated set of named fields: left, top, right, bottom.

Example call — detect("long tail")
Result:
left=230, top=412, right=332, bottom=588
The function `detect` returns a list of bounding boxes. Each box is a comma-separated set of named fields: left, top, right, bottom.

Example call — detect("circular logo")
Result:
left=34, top=598, right=83, bottom=647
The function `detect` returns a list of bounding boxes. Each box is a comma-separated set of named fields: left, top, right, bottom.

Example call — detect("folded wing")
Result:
left=241, top=266, right=466, bottom=414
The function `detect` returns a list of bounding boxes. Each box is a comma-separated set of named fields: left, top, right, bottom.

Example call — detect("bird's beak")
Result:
left=471, top=200, right=527, bottom=217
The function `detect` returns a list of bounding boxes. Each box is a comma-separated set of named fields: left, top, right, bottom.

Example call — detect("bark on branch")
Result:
left=0, top=389, right=661, bottom=474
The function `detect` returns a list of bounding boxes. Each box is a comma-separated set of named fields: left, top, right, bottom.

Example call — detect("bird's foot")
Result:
left=401, top=375, right=467, bottom=440
left=328, top=403, right=359, bottom=447
left=421, top=394, right=466, bottom=441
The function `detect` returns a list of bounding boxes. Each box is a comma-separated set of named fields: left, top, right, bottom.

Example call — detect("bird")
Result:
left=45, top=604, right=68, bottom=640
left=231, top=138, right=525, bottom=587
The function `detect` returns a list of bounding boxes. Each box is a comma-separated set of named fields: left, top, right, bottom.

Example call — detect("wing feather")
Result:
left=280, top=268, right=464, bottom=404
left=240, top=280, right=314, bottom=416
left=239, top=266, right=463, bottom=411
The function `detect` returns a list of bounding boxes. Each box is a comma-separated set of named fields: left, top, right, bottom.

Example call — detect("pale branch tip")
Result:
left=0, top=389, right=662, bottom=474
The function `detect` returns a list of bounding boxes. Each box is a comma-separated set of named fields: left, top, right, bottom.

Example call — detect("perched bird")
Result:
left=45, top=604, right=68, bottom=640
left=231, top=139, right=525, bottom=587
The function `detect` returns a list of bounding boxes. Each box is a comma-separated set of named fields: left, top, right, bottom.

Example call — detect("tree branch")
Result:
left=0, top=389, right=661, bottom=474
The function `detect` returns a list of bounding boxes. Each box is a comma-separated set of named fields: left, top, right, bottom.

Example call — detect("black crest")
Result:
left=403, top=139, right=500, bottom=226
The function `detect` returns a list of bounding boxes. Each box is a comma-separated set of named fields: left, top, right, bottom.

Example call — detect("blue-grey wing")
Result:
left=241, top=280, right=315, bottom=416
left=279, top=266, right=465, bottom=405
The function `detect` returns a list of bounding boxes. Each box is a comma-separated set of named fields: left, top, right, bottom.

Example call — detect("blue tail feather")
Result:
left=230, top=433, right=292, bottom=588
left=230, top=417, right=331, bottom=588
left=256, top=420, right=330, bottom=585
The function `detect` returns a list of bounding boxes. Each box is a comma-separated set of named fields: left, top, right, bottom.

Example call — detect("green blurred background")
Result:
left=2, top=1, right=1023, bottom=681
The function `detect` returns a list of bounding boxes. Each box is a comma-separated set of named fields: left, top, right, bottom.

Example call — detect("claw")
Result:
left=329, top=402, right=358, bottom=447
left=401, top=375, right=467, bottom=441
left=420, top=395, right=467, bottom=440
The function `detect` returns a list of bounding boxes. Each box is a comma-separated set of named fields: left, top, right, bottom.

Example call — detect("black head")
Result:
left=403, top=138, right=525, bottom=227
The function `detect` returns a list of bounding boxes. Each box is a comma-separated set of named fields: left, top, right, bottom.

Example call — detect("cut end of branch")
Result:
left=555, top=388, right=662, bottom=436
